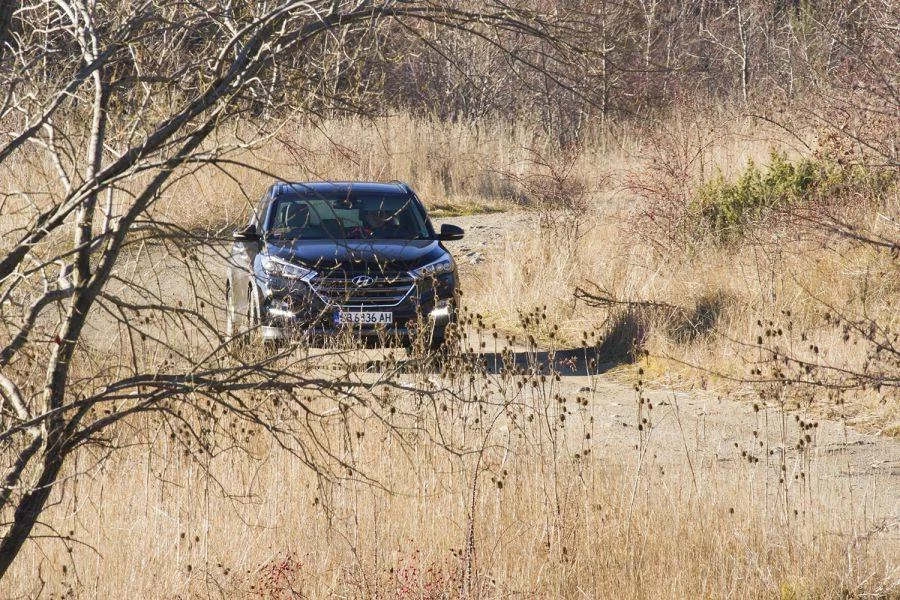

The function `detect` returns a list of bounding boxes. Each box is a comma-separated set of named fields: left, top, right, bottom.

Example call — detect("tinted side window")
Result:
left=412, top=194, right=436, bottom=237
left=251, top=196, right=269, bottom=226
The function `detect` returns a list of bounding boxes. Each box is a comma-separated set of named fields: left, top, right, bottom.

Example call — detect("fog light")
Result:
left=268, top=300, right=295, bottom=318
left=430, top=300, right=451, bottom=319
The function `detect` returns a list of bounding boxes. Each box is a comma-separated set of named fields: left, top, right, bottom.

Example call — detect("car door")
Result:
left=228, top=194, right=268, bottom=319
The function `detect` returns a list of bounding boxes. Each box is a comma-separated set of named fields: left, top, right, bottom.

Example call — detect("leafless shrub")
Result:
left=503, top=144, right=601, bottom=251
left=624, top=112, right=732, bottom=251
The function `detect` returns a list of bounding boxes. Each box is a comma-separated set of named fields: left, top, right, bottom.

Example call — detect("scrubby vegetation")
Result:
left=1, top=0, right=897, bottom=597
left=695, top=151, right=896, bottom=239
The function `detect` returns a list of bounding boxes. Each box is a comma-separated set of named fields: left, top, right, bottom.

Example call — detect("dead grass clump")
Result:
left=668, top=290, right=735, bottom=343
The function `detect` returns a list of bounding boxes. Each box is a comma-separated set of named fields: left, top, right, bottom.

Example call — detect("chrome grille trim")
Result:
left=308, top=273, right=416, bottom=308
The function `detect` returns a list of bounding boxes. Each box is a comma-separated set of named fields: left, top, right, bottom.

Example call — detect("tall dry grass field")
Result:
left=6, top=344, right=896, bottom=598
left=2, top=112, right=897, bottom=598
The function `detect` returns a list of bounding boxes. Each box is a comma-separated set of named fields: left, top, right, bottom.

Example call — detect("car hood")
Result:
left=264, top=239, right=446, bottom=273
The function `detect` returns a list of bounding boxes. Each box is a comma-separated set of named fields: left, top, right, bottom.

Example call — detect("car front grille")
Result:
left=309, top=273, right=416, bottom=307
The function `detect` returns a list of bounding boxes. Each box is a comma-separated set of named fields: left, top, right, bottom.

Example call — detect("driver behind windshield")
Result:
left=267, top=192, right=429, bottom=240
left=350, top=209, right=402, bottom=238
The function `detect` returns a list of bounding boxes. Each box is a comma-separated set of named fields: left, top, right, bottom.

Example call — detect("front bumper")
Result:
left=260, top=312, right=452, bottom=342
left=256, top=271, right=457, bottom=342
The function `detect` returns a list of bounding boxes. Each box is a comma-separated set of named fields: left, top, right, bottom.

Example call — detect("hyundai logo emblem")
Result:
left=352, top=275, right=374, bottom=288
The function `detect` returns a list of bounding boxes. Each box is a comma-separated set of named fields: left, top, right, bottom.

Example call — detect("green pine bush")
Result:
left=693, top=151, right=894, bottom=240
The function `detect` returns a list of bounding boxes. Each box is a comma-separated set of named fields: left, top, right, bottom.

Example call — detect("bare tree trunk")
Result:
left=737, top=1, right=750, bottom=106
left=0, top=437, right=64, bottom=578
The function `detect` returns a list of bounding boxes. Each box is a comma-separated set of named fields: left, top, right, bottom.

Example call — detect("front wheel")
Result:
left=225, top=284, right=239, bottom=338
left=225, top=283, right=260, bottom=350
left=428, top=319, right=462, bottom=354
left=428, top=326, right=448, bottom=352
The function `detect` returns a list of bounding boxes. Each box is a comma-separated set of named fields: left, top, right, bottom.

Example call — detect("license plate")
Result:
left=335, top=310, right=393, bottom=325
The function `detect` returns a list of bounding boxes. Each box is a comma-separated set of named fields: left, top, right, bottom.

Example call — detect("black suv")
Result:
left=225, top=181, right=463, bottom=348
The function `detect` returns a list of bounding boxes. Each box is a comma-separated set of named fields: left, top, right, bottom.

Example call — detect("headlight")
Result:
left=260, top=255, right=316, bottom=281
left=409, top=255, right=454, bottom=280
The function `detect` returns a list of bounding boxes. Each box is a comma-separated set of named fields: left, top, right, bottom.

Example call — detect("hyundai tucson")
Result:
left=225, top=181, right=463, bottom=348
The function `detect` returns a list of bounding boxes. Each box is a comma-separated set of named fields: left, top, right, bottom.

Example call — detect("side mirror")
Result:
left=232, top=224, right=260, bottom=242
left=438, top=223, right=464, bottom=241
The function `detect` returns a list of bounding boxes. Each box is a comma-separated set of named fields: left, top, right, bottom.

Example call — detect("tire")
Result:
left=225, top=284, right=239, bottom=338
left=405, top=317, right=456, bottom=358
left=428, top=326, right=448, bottom=352
left=429, top=320, right=461, bottom=355
left=226, top=283, right=260, bottom=352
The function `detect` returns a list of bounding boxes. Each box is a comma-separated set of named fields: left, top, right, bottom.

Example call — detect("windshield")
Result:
left=265, top=191, right=431, bottom=240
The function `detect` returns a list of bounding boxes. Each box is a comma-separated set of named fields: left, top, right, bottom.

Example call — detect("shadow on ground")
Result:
left=351, top=345, right=628, bottom=377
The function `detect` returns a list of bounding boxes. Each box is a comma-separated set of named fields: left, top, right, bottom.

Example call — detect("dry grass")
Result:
left=2, top=111, right=898, bottom=598
left=6, top=359, right=895, bottom=599
left=453, top=112, right=898, bottom=435
left=154, top=115, right=563, bottom=233
left=470, top=210, right=898, bottom=433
